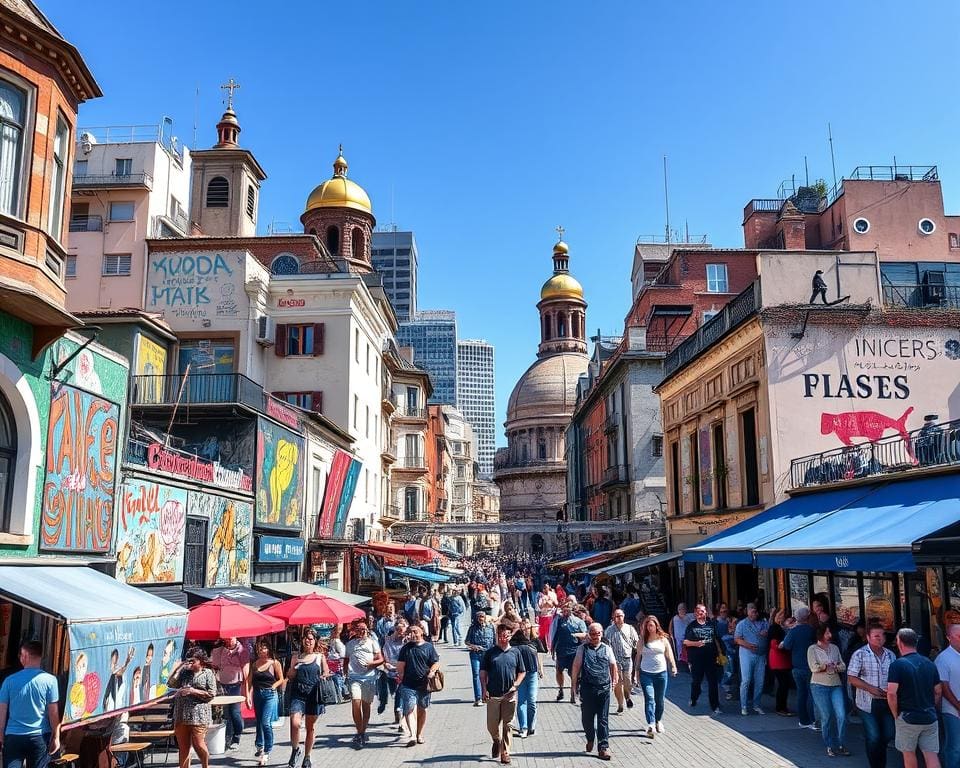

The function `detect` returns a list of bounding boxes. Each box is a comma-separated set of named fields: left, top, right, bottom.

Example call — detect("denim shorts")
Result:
left=398, top=685, right=431, bottom=713
left=288, top=696, right=323, bottom=717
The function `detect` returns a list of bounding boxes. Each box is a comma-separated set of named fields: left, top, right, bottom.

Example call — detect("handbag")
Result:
left=427, top=670, right=444, bottom=692
left=317, top=676, right=341, bottom=705
left=715, top=638, right=728, bottom=667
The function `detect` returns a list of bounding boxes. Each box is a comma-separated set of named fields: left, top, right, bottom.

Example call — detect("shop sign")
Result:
left=278, top=296, right=306, bottom=308
left=146, top=442, right=253, bottom=493
left=258, top=535, right=305, bottom=563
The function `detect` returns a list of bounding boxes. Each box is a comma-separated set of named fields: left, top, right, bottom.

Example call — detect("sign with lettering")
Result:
left=278, top=297, right=305, bottom=308
left=146, top=251, right=244, bottom=321
left=266, top=397, right=303, bottom=430
left=145, top=442, right=253, bottom=493
left=257, top=535, right=305, bottom=563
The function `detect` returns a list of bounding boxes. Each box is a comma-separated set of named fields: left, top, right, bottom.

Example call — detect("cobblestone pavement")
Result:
left=196, top=644, right=875, bottom=768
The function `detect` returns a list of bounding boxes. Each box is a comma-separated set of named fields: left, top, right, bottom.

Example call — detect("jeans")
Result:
left=792, top=668, right=814, bottom=725
left=942, top=712, right=960, bottom=768
left=739, top=651, right=766, bottom=710
left=689, top=657, right=720, bottom=710
left=811, top=684, right=846, bottom=750
left=639, top=670, right=668, bottom=725
left=222, top=682, right=244, bottom=743
left=440, top=616, right=450, bottom=642
left=772, top=668, right=792, bottom=713
left=377, top=672, right=400, bottom=714
left=860, top=699, right=895, bottom=768
left=252, top=688, right=278, bottom=755
left=2, top=733, right=50, bottom=768
left=470, top=653, right=483, bottom=702
left=580, top=685, right=611, bottom=750
left=450, top=614, right=464, bottom=645
left=516, top=672, right=539, bottom=732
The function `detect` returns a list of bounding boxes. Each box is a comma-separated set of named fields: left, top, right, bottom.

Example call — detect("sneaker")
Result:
left=741, top=707, right=749, bottom=716
left=255, top=747, right=264, bottom=757
left=626, top=698, right=634, bottom=709
left=519, top=729, right=528, bottom=739
left=655, top=721, right=664, bottom=733
left=228, top=742, right=240, bottom=751
left=528, top=729, right=535, bottom=736
left=302, top=758, right=312, bottom=768
left=362, top=733, right=370, bottom=744
left=352, top=735, right=362, bottom=750
left=646, top=725, right=655, bottom=738
left=753, top=707, right=765, bottom=715
left=556, top=690, right=565, bottom=702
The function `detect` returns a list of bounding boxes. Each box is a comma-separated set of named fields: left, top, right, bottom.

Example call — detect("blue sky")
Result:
left=49, top=1, right=960, bottom=445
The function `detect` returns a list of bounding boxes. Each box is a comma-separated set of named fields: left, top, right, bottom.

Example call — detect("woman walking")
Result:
left=637, top=616, right=678, bottom=737
left=167, top=648, right=217, bottom=768
left=670, top=603, right=693, bottom=670
left=768, top=609, right=794, bottom=717
left=286, top=629, right=330, bottom=768
left=808, top=625, right=850, bottom=757
left=245, top=641, right=285, bottom=766
left=511, top=618, right=544, bottom=738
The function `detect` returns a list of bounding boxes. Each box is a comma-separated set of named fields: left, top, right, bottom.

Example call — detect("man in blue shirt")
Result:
left=734, top=603, right=769, bottom=715
left=551, top=600, right=587, bottom=702
left=782, top=606, right=817, bottom=728
left=0, top=640, right=61, bottom=768
left=466, top=613, right=496, bottom=706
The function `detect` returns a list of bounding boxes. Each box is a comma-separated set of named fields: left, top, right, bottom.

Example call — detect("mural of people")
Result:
left=189, top=491, right=252, bottom=588
left=156, top=639, right=178, bottom=697
left=102, top=646, right=136, bottom=712
left=142, top=643, right=154, bottom=701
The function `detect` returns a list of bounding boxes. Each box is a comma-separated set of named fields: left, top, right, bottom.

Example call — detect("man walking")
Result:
left=937, top=623, right=960, bottom=768
left=734, top=603, right=769, bottom=715
left=571, top=623, right=618, bottom=761
left=683, top=604, right=722, bottom=713
left=603, top=609, right=638, bottom=713
left=344, top=620, right=384, bottom=749
left=782, top=606, right=817, bottom=729
left=379, top=617, right=408, bottom=722
left=848, top=623, right=896, bottom=768
left=887, top=627, right=942, bottom=768
left=466, top=612, right=495, bottom=706
left=396, top=625, right=440, bottom=747
left=210, top=636, right=248, bottom=750
left=551, top=600, right=587, bottom=702
left=480, top=625, right=525, bottom=765
left=0, top=640, right=60, bottom=768
left=448, top=587, right=466, bottom=646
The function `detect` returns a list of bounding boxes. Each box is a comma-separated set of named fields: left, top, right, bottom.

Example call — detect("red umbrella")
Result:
left=186, top=597, right=285, bottom=640
left=262, top=593, right=366, bottom=626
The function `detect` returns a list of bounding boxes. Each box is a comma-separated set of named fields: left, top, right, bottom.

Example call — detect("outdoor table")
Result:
left=109, top=741, right=150, bottom=768
left=210, top=694, right=245, bottom=706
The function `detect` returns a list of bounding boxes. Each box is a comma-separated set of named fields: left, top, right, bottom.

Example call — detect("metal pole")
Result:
left=828, top=123, right=838, bottom=191
left=663, top=156, right=671, bottom=244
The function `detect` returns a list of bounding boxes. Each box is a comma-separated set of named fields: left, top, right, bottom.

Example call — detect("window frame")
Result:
left=47, top=112, right=70, bottom=241
left=108, top=201, right=135, bottom=222
left=205, top=176, right=229, bottom=208
left=102, top=253, right=132, bottom=276
left=0, top=391, right=17, bottom=532
left=65, top=254, right=77, bottom=278
left=706, top=263, right=729, bottom=293
left=0, top=72, right=35, bottom=221
left=114, top=157, right=133, bottom=177
left=285, top=324, right=315, bottom=356
left=246, top=185, right=256, bottom=220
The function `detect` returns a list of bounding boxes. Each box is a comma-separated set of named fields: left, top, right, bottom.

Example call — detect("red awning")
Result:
left=357, top=542, right=442, bottom=564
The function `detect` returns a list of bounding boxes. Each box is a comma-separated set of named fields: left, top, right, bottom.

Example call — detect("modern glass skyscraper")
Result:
left=397, top=310, right=457, bottom=405
left=371, top=229, right=418, bottom=322
left=457, top=339, right=496, bottom=479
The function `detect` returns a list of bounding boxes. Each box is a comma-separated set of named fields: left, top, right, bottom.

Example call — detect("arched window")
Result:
left=404, top=487, right=419, bottom=521
left=543, top=314, right=552, bottom=340
left=521, top=442, right=528, bottom=462
left=530, top=534, right=545, bottom=555
left=270, top=253, right=300, bottom=275
left=558, top=314, right=566, bottom=337
left=0, top=391, right=16, bottom=530
left=326, top=225, right=340, bottom=255
left=352, top=227, right=364, bottom=261
left=206, top=176, right=229, bottom=207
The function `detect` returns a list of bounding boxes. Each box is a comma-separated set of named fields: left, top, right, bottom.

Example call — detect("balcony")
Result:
left=379, top=505, right=401, bottom=526
left=825, top=165, right=938, bottom=206
left=790, top=417, right=960, bottom=489
left=393, top=406, right=427, bottom=422
left=395, top=455, right=427, bottom=471
left=403, top=509, right=428, bottom=522
left=883, top=283, right=960, bottom=311
left=600, top=464, right=629, bottom=489
left=603, top=412, right=620, bottom=433
left=69, top=214, right=103, bottom=233
left=380, top=445, right=397, bottom=465
left=73, top=172, right=153, bottom=190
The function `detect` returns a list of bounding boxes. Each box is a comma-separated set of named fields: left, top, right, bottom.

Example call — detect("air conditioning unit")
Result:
left=255, top=315, right=275, bottom=347
left=921, top=270, right=946, bottom=305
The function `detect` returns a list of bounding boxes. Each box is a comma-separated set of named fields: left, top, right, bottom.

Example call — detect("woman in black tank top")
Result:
left=245, top=641, right=284, bottom=766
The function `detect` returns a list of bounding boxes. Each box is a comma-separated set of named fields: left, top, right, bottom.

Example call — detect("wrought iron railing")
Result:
left=394, top=406, right=427, bottom=420
left=601, top=464, right=629, bottom=487
left=398, top=455, right=426, bottom=469
left=826, top=165, right=937, bottom=206
left=883, top=283, right=960, bottom=310
left=69, top=214, right=103, bottom=232
left=73, top=172, right=153, bottom=189
left=130, top=372, right=265, bottom=411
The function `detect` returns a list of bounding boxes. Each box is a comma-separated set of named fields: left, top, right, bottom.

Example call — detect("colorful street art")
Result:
left=188, top=491, right=252, bottom=587
left=41, top=383, right=120, bottom=552
left=116, top=481, right=188, bottom=584
left=333, top=459, right=362, bottom=539
left=256, top=417, right=303, bottom=530
left=698, top=427, right=713, bottom=508
left=317, top=450, right=362, bottom=539
left=135, top=334, right=168, bottom=404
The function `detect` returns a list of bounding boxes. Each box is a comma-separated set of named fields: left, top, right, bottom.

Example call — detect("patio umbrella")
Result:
left=186, top=596, right=285, bottom=640
left=262, top=593, right=367, bottom=626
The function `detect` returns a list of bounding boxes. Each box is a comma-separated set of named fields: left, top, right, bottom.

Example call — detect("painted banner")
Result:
left=256, top=417, right=303, bottom=530
left=257, top=535, right=305, bottom=563
left=333, top=458, right=362, bottom=540
left=189, top=491, right=253, bottom=587
left=116, top=481, right=188, bottom=584
left=698, top=427, right=713, bottom=508
left=41, top=383, right=120, bottom=552
left=135, top=334, right=168, bottom=404
left=65, top=615, right=187, bottom=723
left=317, top=450, right=351, bottom=539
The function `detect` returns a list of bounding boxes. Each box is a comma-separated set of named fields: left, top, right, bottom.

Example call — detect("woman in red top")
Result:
left=767, top=608, right=794, bottom=716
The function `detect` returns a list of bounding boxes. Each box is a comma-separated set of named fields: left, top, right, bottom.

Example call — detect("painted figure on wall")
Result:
left=101, top=646, right=135, bottom=712
left=256, top=417, right=303, bottom=530
left=117, top=481, right=188, bottom=584
left=189, top=491, right=252, bottom=587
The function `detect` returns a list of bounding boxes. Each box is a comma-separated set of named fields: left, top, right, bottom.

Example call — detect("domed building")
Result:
left=494, top=237, right=589, bottom=555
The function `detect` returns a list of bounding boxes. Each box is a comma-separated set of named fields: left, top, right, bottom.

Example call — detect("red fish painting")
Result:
left=820, top=406, right=914, bottom=445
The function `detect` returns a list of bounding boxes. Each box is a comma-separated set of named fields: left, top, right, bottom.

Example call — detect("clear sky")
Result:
left=48, top=1, right=960, bottom=445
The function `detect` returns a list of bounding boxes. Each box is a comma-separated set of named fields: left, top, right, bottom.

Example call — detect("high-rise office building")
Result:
left=457, top=339, right=496, bottom=479
left=397, top=310, right=457, bottom=405
left=371, top=229, right=418, bottom=322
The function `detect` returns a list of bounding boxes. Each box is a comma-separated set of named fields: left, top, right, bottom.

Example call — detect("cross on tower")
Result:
left=556, top=225, right=565, bottom=241
left=220, top=78, right=240, bottom=110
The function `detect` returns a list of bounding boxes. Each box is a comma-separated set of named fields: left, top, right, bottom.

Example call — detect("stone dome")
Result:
left=506, top=352, right=589, bottom=424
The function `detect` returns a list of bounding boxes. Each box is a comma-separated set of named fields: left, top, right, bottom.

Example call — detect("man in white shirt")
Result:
left=603, top=610, right=638, bottom=714
left=936, top=623, right=960, bottom=768
left=848, top=624, right=896, bottom=768
left=345, top=620, right=384, bottom=748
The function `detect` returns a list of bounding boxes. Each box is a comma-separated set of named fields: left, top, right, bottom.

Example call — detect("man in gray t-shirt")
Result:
left=344, top=620, right=384, bottom=748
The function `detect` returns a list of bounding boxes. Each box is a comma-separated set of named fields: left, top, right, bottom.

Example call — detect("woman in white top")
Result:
left=670, top=603, right=694, bottom=667
left=638, top=616, right=678, bottom=737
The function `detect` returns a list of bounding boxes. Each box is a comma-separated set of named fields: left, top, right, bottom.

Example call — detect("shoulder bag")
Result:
left=427, top=669, right=444, bottom=692
left=317, top=675, right=341, bottom=705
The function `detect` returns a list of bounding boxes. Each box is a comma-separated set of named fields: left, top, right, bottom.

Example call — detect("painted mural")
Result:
left=134, top=335, right=168, bottom=404
left=317, top=450, right=362, bottom=539
left=116, top=481, right=188, bottom=584
left=188, top=491, right=252, bottom=587
left=698, top=427, right=713, bottom=507
left=256, top=417, right=303, bottom=530
left=41, top=383, right=120, bottom=552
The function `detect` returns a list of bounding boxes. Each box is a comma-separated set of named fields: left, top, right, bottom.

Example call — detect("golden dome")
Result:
left=540, top=273, right=584, bottom=301
left=553, top=240, right=569, bottom=255
left=304, top=150, right=372, bottom=215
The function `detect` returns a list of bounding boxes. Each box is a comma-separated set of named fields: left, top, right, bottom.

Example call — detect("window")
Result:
left=286, top=324, right=315, bottom=356
left=115, top=158, right=132, bottom=176
left=280, top=392, right=312, bottom=408
left=405, top=434, right=420, bottom=461
left=353, top=395, right=358, bottom=429
left=354, top=329, right=359, bottom=362
left=271, top=253, right=299, bottom=275
left=741, top=407, right=760, bottom=507
left=182, top=518, right=208, bottom=588
left=652, top=434, right=663, bottom=458
left=406, top=386, right=419, bottom=412
left=109, top=201, right=135, bottom=221
left=366, top=343, right=370, bottom=374
left=65, top=255, right=76, bottom=278
left=0, top=392, right=16, bottom=531
left=74, top=159, right=87, bottom=177
left=404, top=487, right=419, bottom=520
left=326, top=225, right=339, bottom=255
left=206, top=176, right=229, bottom=207
left=364, top=468, right=369, bottom=503
left=706, top=264, right=728, bottom=293
left=365, top=405, right=370, bottom=438
left=48, top=114, right=69, bottom=239
left=0, top=80, right=27, bottom=218
left=702, top=309, right=719, bottom=325
left=102, top=254, right=131, bottom=276
left=950, top=233, right=959, bottom=250
left=246, top=186, right=256, bottom=219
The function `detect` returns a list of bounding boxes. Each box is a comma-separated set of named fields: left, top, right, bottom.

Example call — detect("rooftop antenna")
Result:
left=663, top=155, right=671, bottom=244
left=804, top=155, right=810, bottom=186
left=192, top=85, right=199, bottom=150
left=828, top=123, right=838, bottom=190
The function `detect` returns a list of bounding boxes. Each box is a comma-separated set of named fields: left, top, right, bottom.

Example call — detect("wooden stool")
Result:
left=51, top=754, right=80, bottom=768
left=109, top=741, right=150, bottom=768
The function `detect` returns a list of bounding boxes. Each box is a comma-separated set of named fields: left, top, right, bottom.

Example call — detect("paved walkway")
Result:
left=197, top=644, right=874, bottom=767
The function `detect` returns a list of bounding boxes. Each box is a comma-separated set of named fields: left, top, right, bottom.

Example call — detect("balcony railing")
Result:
left=790, top=417, right=960, bottom=489
left=73, top=172, right=154, bottom=190
left=883, top=283, right=960, bottom=310
left=826, top=165, right=937, bottom=206
left=403, top=509, right=427, bottom=522
left=601, top=464, right=629, bottom=488
left=664, top=280, right=761, bottom=379
left=397, top=455, right=426, bottom=470
left=69, top=214, right=103, bottom=232
left=130, top=373, right=265, bottom=412
left=381, top=504, right=401, bottom=521
left=394, top=406, right=427, bottom=420
left=493, top=457, right=566, bottom=471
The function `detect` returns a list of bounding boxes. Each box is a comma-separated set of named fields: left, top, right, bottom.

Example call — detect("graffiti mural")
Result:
left=145, top=251, right=241, bottom=320
left=135, top=335, right=168, bottom=404
left=41, top=383, right=120, bottom=552
left=116, top=481, right=188, bottom=584
left=188, top=491, right=252, bottom=587
left=256, top=417, right=303, bottom=530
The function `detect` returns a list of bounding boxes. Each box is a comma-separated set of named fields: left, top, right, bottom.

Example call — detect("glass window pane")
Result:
left=789, top=571, right=810, bottom=614
left=0, top=82, right=24, bottom=123
left=864, top=577, right=896, bottom=631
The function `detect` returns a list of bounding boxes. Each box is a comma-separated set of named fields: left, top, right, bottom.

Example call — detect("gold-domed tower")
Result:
left=301, top=146, right=376, bottom=273
left=537, top=234, right=587, bottom=356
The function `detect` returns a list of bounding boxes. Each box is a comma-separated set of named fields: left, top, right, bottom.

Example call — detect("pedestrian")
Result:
left=592, top=587, right=615, bottom=630
left=244, top=641, right=285, bottom=767
left=808, top=624, right=850, bottom=757
left=404, top=592, right=419, bottom=624
left=768, top=609, right=795, bottom=717
left=683, top=603, right=722, bottom=713
left=719, top=616, right=738, bottom=700
left=887, top=627, right=942, bottom=768
left=466, top=612, right=496, bottom=706
left=0, top=640, right=61, bottom=768
left=637, top=615, right=678, bottom=738
left=536, top=584, right=558, bottom=648
left=619, top=587, right=641, bottom=625
left=396, top=624, right=441, bottom=747
left=510, top=620, right=543, bottom=738
left=423, top=589, right=441, bottom=642
left=375, top=602, right=397, bottom=645
left=325, top=630, right=347, bottom=700
left=286, top=629, right=329, bottom=768
left=448, top=587, right=466, bottom=646
left=847, top=623, right=896, bottom=768
left=378, top=617, right=408, bottom=724
left=783, top=606, right=818, bottom=730
left=936, top=622, right=960, bottom=768
left=671, top=603, right=694, bottom=669
left=344, top=619, right=384, bottom=749
left=167, top=647, right=216, bottom=768
left=571, top=623, right=617, bottom=761
left=551, top=600, right=588, bottom=702
left=481, top=624, right=526, bottom=765
left=735, top=603, right=769, bottom=715
left=603, top=609, right=639, bottom=714
left=210, top=636, right=249, bottom=750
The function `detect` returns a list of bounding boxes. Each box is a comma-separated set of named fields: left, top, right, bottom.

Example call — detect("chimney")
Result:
left=777, top=200, right=806, bottom=250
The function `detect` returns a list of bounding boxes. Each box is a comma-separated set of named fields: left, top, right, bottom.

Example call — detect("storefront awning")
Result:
left=588, top=551, right=682, bottom=577
left=754, top=474, right=960, bottom=573
left=253, top=581, right=371, bottom=606
left=185, top=586, right=280, bottom=608
left=550, top=551, right=602, bottom=570
left=385, top=566, right=452, bottom=584
left=357, top=542, right=442, bottom=564
left=683, top=485, right=877, bottom=564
